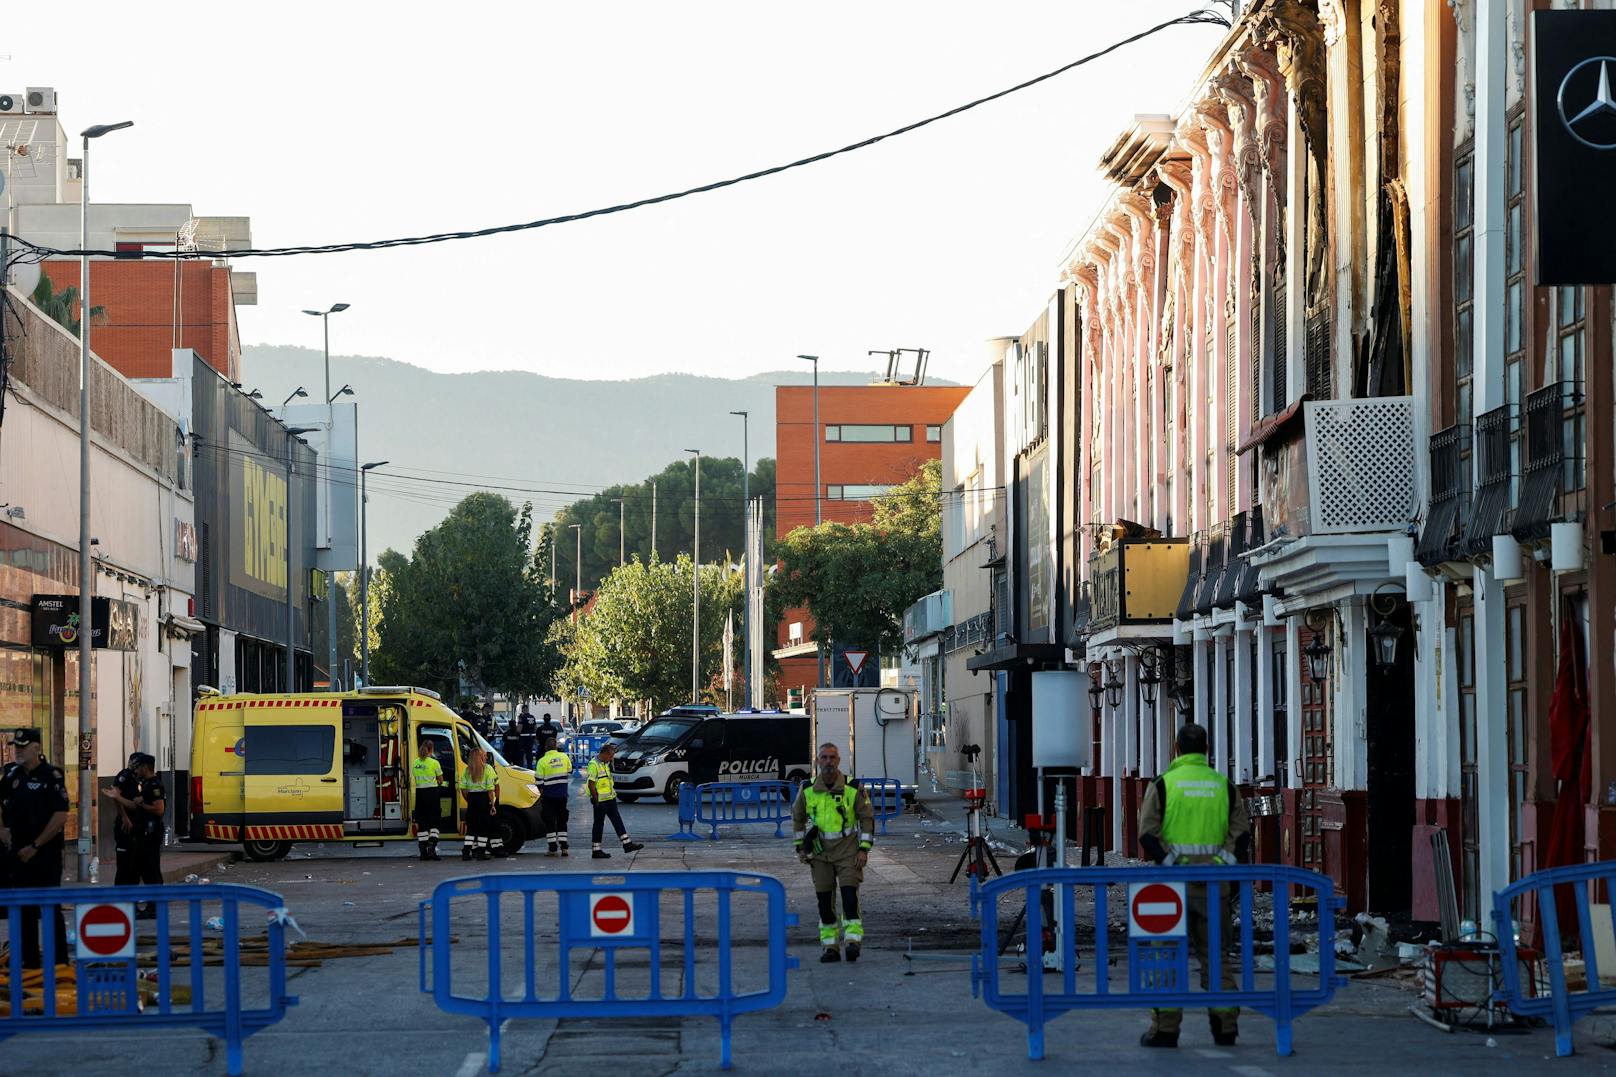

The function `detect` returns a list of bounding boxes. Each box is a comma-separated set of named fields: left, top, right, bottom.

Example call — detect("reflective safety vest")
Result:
left=411, top=755, right=443, bottom=789
left=1158, top=752, right=1232, bottom=859
left=462, top=764, right=497, bottom=793
left=536, top=749, right=572, bottom=800
left=586, top=759, right=616, bottom=802
left=799, top=781, right=872, bottom=851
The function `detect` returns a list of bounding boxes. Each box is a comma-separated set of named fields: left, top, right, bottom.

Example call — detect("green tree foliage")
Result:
left=311, top=571, right=360, bottom=686
left=551, top=457, right=775, bottom=590
left=554, top=554, right=744, bottom=714
left=30, top=274, right=103, bottom=336
left=372, top=493, right=564, bottom=699
left=775, top=461, right=943, bottom=655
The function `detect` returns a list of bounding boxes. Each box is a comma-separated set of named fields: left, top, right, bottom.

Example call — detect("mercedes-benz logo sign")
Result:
left=1559, top=56, right=1616, bottom=150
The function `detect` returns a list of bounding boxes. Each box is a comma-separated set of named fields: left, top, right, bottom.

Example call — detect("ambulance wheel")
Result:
left=663, top=772, right=689, bottom=804
left=244, top=839, right=292, bottom=862
left=618, top=794, right=641, bottom=803
left=495, top=809, right=527, bottom=856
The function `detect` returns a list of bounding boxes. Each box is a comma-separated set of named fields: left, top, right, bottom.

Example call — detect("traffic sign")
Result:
left=1128, top=881, right=1186, bottom=937
left=76, top=902, right=136, bottom=959
left=843, top=650, right=870, bottom=678
left=589, top=892, right=634, bottom=937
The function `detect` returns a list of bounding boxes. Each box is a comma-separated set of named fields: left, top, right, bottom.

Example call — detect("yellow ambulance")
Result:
left=188, top=685, right=545, bottom=861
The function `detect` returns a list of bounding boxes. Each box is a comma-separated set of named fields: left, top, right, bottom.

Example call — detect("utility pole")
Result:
left=284, top=427, right=317, bottom=690
left=797, top=354, right=823, bottom=690
left=569, top=523, right=582, bottom=622
left=616, top=497, right=625, bottom=567
left=359, top=461, right=387, bottom=685
left=650, top=481, right=657, bottom=562
left=729, top=410, right=750, bottom=709
left=302, top=303, right=349, bottom=690
left=686, top=449, right=701, bottom=703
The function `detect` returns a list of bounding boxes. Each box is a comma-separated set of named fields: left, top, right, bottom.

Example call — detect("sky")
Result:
left=4, top=1, right=1225, bottom=386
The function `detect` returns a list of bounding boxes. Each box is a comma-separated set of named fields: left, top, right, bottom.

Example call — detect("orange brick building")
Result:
left=773, top=382, right=970, bottom=703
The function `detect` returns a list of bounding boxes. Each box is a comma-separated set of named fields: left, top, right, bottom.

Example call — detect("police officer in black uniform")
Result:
left=111, top=751, right=144, bottom=886
left=106, top=752, right=165, bottom=912
left=0, top=728, right=70, bottom=967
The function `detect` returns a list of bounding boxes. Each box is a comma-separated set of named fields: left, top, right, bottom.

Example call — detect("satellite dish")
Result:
left=5, top=256, right=41, bottom=298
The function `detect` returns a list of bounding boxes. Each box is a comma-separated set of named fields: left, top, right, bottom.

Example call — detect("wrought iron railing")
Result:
left=1415, top=424, right=1470, bottom=566
left=1512, top=382, right=1574, bottom=541
left=1462, top=404, right=1513, bottom=555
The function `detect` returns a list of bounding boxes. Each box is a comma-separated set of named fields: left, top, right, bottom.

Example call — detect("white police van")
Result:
left=609, top=705, right=812, bottom=803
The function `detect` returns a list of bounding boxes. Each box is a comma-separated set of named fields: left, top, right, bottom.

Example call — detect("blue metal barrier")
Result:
left=419, top=870, right=798, bottom=1071
left=971, top=864, right=1345, bottom=1060
left=694, top=781, right=797, bottom=840
left=668, top=781, right=700, bottom=840
left=568, top=734, right=611, bottom=769
left=0, top=883, right=297, bottom=1075
left=852, top=776, right=902, bottom=835
left=1493, top=859, right=1616, bottom=1056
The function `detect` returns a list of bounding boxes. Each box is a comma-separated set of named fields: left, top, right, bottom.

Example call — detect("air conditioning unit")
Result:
left=24, top=87, right=56, bottom=114
left=0, top=93, right=22, bottom=115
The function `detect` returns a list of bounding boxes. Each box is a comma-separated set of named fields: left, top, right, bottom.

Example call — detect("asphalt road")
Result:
left=2, top=792, right=1611, bottom=1075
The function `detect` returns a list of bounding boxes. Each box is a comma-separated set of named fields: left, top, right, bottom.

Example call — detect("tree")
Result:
left=372, top=493, right=564, bottom=699
left=311, top=571, right=360, bottom=686
left=30, top=274, right=103, bottom=337
left=555, top=554, right=745, bottom=714
left=775, top=460, right=943, bottom=656
left=551, top=456, right=776, bottom=590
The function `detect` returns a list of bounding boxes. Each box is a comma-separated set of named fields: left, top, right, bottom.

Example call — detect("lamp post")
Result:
left=282, top=386, right=308, bottom=407
left=284, top=426, right=318, bottom=691
left=359, top=461, right=387, bottom=685
left=75, top=118, right=133, bottom=882
left=796, top=355, right=821, bottom=688
left=301, top=302, right=350, bottom=406
left=569, top=524, right=582, bottom=621
left=615, top=498, right=625, bottom=567
left=729, top=410, right=750, bottom=708
left=686, top=448, right=701, bottom=703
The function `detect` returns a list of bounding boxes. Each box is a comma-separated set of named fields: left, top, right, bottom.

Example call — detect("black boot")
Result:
left=622, top=841, right=644, bottom=853
left=592, top=849, right=611, bottom=859
left=819, top=946, right=841, bottom=963
left=1210, top=1014, right=1238, bottom=1047
left=1139, top=1031, right=1178, bottom=1048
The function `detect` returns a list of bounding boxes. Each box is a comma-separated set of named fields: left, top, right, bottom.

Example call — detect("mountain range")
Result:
left=240, top=345, right=945, bottom=559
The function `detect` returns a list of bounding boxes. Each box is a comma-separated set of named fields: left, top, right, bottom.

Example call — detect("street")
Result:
left=2, top=788, right=1604, bottom=1075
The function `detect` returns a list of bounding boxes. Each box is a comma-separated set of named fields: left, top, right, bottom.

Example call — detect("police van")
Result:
left=609, top=706, right=811, bottom=802
left=189, top=685, right=545, bottom=860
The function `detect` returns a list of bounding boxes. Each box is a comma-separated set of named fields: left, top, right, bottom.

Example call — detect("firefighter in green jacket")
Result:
left=1136, top=722, right=1252, bottom=1049
left=792, top=742, right=875, bottom=963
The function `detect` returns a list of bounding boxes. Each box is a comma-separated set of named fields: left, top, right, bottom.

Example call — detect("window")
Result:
left=244, top=725, right=334, bottom=775
left=824, top=425, right=912, bottom=443
left=1454, top=149, right=1475, bottom=432
left=1506, top=599, right=1527, bottom=882
left=1504, top=109, right=1526, bottom=510
left=945, top=482, right=966, bottom=559
left=1552, top=287, right=1586, bottom=496
left=926, top=425, right=942, bottom=443
left=1457, top=608, right=1479, bottom=921
left=826, top=484, right=893, bottom=501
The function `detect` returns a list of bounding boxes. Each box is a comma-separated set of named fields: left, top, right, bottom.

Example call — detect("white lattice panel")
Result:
left=1304, top=397, right=1416, bottom=535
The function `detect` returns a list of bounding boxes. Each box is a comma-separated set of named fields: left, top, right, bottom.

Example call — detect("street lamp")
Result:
left=1303, top=610, right=1333, bottom=684
left=796, top=355, right=821, bottom=689
left=1367, top=586, right=1407, bottom=672
left=245, top=389, right=264, bottom=401
left=686, top=448, right=702, bottom=704
left=284, top=426, right=318, bottom=692
left=569, top=523, right=582, bottom=620
left=1137, top=647, right=1162, bottom=708
left=76, top=117, right=133, bottom=882
left=1088, top=670, right=1104, bottom=712
left=302, top=303, right=350, bottom=406
left=283, top=386, right=309, bottom=407
left=730, top=410, right=751, bottom=709
left=614, top=497, right=625, bottom=567
left=359, top=461, right=388, bottom=685
left=327, top=383, right=354, bottom=404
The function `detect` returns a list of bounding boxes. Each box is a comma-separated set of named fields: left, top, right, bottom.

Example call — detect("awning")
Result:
left=966, top=642, right=1066, bottom=672
left=1236, top=395, right=1309, bottom=455
left=163, top=614, right=206, bottom=637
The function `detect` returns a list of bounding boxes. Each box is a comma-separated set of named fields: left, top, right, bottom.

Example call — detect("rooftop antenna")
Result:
left=867, top=347, right=929, bottom=386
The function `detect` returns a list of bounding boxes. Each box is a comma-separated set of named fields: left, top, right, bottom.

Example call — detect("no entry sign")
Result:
left=76, top=902, right=136, bottom=959
left=1128, top=882, right=1186, bottom=937
left=589, top=892, right=634, bottom=937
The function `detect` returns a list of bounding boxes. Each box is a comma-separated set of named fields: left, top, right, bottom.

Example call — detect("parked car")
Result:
left=578, top=719, right=639, bottom=739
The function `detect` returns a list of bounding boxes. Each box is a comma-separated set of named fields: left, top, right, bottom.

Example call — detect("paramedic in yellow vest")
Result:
left=585, top=742, right=645, bottom=859
left=411, top=739, right=444, bottom=861
left=1136, top=722, right=1252, bottom=1049
left=535, top=735, right=572, bottom=856
left=792, top=742, right=875, bottom=963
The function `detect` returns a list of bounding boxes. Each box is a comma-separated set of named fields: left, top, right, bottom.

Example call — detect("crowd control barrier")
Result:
left=852, top=777, right=903, bottom=835
left=1492, top=860, right=1616, bottom=1057
left=0, top=882, right=297, bottom=1075
left=667, top=780, right=798, bottom=841
left=971, top=864, right=1346, bottom=1060
left=568, top=734, right=611, bottom=769
left=419, top=870, right=797, bottom=1071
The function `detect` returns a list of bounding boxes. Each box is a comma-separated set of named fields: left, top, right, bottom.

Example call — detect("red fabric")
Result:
left=1540, top=605, right=1590, bottom=946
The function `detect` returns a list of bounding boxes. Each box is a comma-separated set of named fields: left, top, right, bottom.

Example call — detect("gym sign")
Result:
left=1534, top=10, right=1616, bottom=284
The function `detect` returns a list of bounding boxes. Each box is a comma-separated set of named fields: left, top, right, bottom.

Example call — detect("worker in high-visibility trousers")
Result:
left=411, top=739, right=444, bottom=861
left=535, top=735, right=572, bottom=856
left=585, top=743, right=644, bottom=859
left=1137, top=722, right=1252, bottom=1049
left=792, top=742, right=874, bottom=963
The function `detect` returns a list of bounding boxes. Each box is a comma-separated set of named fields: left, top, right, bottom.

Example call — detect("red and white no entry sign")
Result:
left=76, top=902, right=136, bottom=959
left=589, top=892, right=635, bottom=937
left=1127, top=882, right=1186, bottom=937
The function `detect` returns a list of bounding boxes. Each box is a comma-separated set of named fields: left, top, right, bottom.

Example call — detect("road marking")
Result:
left=1231, top=1066, right=1273, bottom=1076
left=455, top=1051, right=484, bottom=1077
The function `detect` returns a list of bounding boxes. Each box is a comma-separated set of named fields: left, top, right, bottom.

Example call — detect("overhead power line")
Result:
left=9, top=9, right=1226, bottom=264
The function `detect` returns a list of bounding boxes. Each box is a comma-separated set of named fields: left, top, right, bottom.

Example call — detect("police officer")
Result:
left=0, top=728, right=70, bottom=967
left=513, top=706, right=537, bottom=769
left=535, top=735, right=572, bottom=857
left=585, top=742, right=643, bottom=859
left=411, top=739, right=445, bottom=861
left=111, top=751, right=144, bottom=886
left=1137, top=722, right=1251, bottom=1049
left=792, top=742, right=874, bottom=963
left=107, top=753, right=165, bottom=910
left=537, top=712, right=561, bottom=752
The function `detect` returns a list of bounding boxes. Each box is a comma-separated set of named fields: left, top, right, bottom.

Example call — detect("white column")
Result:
left=1234, top=624, right=1253, bottom=784
left=1193, top=634, right=1210, bottom=730
left=1338, top=601, right=1369, bottom=791
left=1108, top=698, right=1124, bottom=850
left=1139, top=663, right=1158, bottom=778
left=1158, top=689, right=1175, bottom=774
left=1255, top=622, right=1275, bottom=781
left=1123, top=657, right=1140, bottom=778
left=1413, top=587, right=1445, bottom=801
left=1472, top=0, right=1511, bottom=904
left=1285, top=617, right=1303, bottom=790
left=1213, top=633, right=1230, bottom=775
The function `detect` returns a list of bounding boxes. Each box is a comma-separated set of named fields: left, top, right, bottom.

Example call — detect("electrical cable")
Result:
left=6, top=9, right=1228, bottom=265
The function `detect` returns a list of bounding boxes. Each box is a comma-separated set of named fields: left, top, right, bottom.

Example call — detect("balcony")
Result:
left=1234, top=506, right=1267, bottom=603
left=1303, top=396, right=1417, bottom=534
left=1088, top=535, right=1190, bottom=634
left=1213, top=511, right=1249, bottom=608
left=1415, top=424, right=1470, bottom=566
left=903, top=590, right=951, bottom=645
left=1193, top=524, right=1228, bottom=615
left=1176, top=535, right=1205, bottom=623
left=1513, top=382, right=1576, bottom=541
left=1462, top=405, right=1512, bottom=556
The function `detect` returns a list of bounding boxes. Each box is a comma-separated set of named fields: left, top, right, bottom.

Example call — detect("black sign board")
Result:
left=31, top=595, right=139, bottom=651
left=1535, top=10, right=1616, bottom=285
